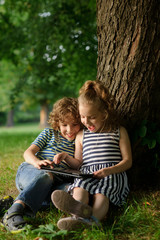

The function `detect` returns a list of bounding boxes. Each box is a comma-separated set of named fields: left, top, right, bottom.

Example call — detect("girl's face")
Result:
left=79, top=102, right=105, bottom=132
left=59, top=116, right=81, bottom=141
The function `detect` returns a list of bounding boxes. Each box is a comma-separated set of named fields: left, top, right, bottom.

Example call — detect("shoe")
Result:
left=51, top=190, right=92, bottom=218
left=1, top=211, right=26, bottom=233
left=57, top=216, right=100, bottom=230
left=0, top=196, right=14, bottom=214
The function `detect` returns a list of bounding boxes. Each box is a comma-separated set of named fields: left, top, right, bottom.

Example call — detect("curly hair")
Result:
left=48, top=97, right=81, bottom=130
left=78, top=80, right=119, bottom=131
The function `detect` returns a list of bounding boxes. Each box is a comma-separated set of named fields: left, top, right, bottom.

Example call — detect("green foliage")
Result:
left=0, top=112, right=6, bottom=125
left=0, top=0, right=97, bottom=114
left=133, top=120, right=160, bottom=149
left=132, top=120, right=160, bottom=170
left=31, top=224, right=67, bottom=240
left=0, top=60, right=21, bottom=111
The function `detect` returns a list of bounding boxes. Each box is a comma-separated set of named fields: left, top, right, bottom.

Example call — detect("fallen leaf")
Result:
left=143, top=202, right=151, bottom=206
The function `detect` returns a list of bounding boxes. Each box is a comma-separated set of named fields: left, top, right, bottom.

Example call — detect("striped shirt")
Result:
left=82, top=129, right=122, bottom=168
left=32, top=128, right=75, bottom=168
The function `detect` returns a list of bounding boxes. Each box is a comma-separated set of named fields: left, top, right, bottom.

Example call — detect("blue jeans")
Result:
left=15, top=162, right=72, bottom=214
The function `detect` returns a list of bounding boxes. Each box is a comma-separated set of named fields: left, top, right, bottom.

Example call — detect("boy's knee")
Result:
left=39, top=172, right=54, bottom=185
left=47, top=172, right=54, bottom=180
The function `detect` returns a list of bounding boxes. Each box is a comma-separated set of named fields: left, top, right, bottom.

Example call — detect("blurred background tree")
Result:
left=0, top=0, right=97, bottom=127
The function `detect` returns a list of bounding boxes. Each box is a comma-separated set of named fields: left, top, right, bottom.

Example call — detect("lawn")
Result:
left=0, top=124, right=160, bottom=240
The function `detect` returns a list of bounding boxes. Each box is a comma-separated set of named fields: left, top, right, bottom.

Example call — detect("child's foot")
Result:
left=1, top=211, right=26, bottom=233
left=1, top=203, right=26, bottom=233
left=57, top=216, right=100, bottom=230
left=51, top=190, right=92, bottom=218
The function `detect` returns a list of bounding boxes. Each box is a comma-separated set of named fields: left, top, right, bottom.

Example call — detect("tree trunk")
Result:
left=6, top=109, right=14, bottom=127
left=97, top=0, right=160, bottom=129
left=97, top=0, right=160, bottom=189
left=39, top=102, right=49, bottom=128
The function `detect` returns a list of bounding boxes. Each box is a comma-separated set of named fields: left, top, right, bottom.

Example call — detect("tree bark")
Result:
left=97, top=0, right=160, bottom=189
left=6, top=109, right=14, bottom=127
left=39, top=102, right=49, bottom=128
left=97, top=0, right=160, bottom=130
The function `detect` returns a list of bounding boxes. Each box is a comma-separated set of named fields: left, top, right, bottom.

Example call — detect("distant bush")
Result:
left=0, top=112, right=6, bottom=125
left=14, top=109, right=40, bottom=124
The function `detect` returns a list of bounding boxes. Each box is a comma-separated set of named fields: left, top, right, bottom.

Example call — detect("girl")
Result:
left=52, top=80, right=132, bottom=230
left=2, top=97, right=81, bottom=233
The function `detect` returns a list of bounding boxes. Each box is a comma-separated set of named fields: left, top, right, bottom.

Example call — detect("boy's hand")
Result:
left=34, top=159, right=53, bottom=169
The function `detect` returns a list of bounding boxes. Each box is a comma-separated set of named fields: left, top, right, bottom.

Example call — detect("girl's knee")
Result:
left=73, top=187, right=89, bottom=204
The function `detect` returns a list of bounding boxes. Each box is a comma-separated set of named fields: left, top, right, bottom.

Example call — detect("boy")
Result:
left=2, top=97, right=81, bottom=233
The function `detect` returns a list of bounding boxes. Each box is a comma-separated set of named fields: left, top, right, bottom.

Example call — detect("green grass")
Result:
left=0, top=124, right=160, bottom=240
left=0, top=123, right=42, bottom=197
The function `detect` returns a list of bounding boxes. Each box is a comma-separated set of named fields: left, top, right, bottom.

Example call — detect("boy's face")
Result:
left=59, top=116, right=80, bottom=141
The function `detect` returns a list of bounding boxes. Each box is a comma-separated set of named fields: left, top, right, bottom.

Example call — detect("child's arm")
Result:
left=94, top=126, right=132, bottom=178
left=23, top=144, right=53, bottom=169
left=53, top=130, right=83, bottom=169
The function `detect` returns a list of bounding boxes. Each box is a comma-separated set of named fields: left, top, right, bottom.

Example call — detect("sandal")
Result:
left=57, top=216, right=100, bottom=230
left=1, top=211, right=26, bottom=233
left=51, top=190, right=92, bottom=218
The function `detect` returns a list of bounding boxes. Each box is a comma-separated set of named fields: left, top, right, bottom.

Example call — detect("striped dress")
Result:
left=32, top=128, right=75, bottom=169
left=69, top=129, right=129, bottom=206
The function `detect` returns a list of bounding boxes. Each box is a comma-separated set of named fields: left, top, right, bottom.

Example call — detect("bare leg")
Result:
left=14, top=200, right=26, bottom=208
left=56, top=191, right=108, bottom=230
left=92, top=193, right=109, bottom=220
left=73, top=187, right=89, bottom=205
left=51, top=189, right=92, bottom=218
left=73, top=189, right=109, bottom=220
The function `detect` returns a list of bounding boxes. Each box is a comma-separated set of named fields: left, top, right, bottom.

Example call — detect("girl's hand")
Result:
left=93, top=168, right=111, bottom=179
left=53, top=152, right=68, bottom=164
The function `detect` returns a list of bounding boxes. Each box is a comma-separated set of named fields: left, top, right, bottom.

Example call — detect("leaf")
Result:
left=32, top=224, right=56, bottom=234
left=139, top=126, right=147, bottom=138
left=32, top=224, right=68, bottom=239
left=141, top=138, right=149, bottom=146
left=143, top=202, right=151, bottom=206
left=156, top=131, right=160, bottom=144
left=148, top=139, right=156, bottom=149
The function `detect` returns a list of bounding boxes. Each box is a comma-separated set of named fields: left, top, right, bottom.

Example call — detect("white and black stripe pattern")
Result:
left=82, top=130, right=122, bottom=167
left=69, top=129, right=129, bottom=206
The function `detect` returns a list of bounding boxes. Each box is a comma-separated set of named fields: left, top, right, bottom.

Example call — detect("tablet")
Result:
left=40, top=166, right=93, bottom=178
